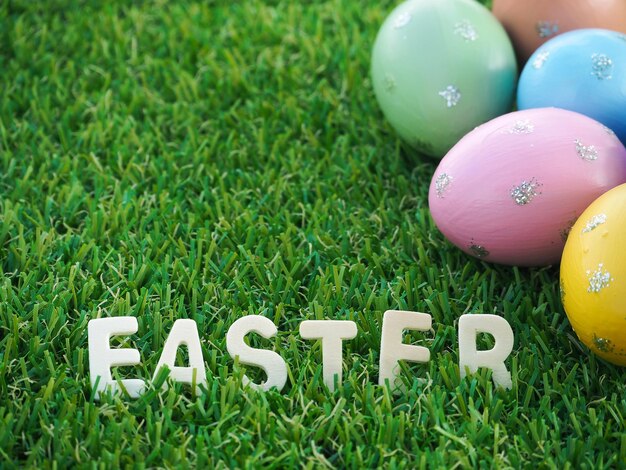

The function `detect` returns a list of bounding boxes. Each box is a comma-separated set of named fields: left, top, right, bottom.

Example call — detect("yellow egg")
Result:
left=561, top=183, right=626, bottom=366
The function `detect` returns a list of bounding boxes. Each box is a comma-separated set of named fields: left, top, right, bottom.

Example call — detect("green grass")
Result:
left=1, top=0, right=625, bottom=467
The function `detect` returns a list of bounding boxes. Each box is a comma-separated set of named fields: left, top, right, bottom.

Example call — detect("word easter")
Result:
left=88, top=311, right=514, bottom=399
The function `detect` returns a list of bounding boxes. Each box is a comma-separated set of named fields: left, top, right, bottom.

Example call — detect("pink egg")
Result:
left=428, top=108, right=626, bottom=266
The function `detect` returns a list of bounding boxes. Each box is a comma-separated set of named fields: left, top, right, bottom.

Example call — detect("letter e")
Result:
left=378, top=310, right=431, bottom=390
left=88, top=317, right=145, bottom=399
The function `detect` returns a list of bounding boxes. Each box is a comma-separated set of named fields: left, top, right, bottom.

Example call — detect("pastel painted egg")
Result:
left=371, top=0, right=517, bottom=158
left=561, top=184, right=626, bottom=366
left=518, top=29, right=626, bottom=144
left=493, top=0, right=626, bottom=63
left=428, top=108, right=626, bottom=266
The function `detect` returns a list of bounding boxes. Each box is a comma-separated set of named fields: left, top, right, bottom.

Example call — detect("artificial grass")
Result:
left=1, top=0, right=625, bottom=467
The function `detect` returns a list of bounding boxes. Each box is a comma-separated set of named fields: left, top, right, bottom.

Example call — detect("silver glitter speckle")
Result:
left=509, top=120, right=535, bottom=135
left=394, top=12, right=411, bottom=29
left=384, top=73, right=396, bottom=92
left=591, top=53, right=613, bottom=80
left=533, top=51, right=550, bottom=69
left=435, top=173, right=453, bottom=198
left=469, top=244, right=489, bottom=259
left=454, top=20, right=478, bottom=42
left=593, top=335, right=615, bottom=353
left=582, top=214, right=607, bottom=233
left=602, top=125, right=616, bottom=137
left=438, top=85, right=461, bottom=107
left=536, top=21, right=559, bottom=38
left=586, top=263, right=613, bottom=293
left=560, top=217, right=578, bottom=242
left=575, top=139, right=599, bottom=161
left=510, top=178, right=541, bottom=206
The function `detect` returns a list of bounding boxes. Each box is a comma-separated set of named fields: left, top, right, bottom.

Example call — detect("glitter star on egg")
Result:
left=602, top=125, right=616, bottom=137
left=469, top=244, right=489, bottom=259
left=383, top=74, right=396, bottom=92
left=593, top=335, right=614, bottom=353
left=510, top=178, right=541, bottom=206
left=591, top=53, right=613, bottom=80
left=438, top=85, right=461, bottom=108
left=575, top=139, right=598, bottom=161
left=532, top=51, right=550, bottom=70
left=582, top=214, right=607, bottom=233
left=454, top=20, right=478, bottom=42
left=435, top=173, right=453, bottom=198
left=536, top=21, right=558, bottom=38
left=560, top=217, right=578, bottom=242
left=586, top=263, right=613, bottom=293
left=394, top=12, right=411, bottom=29
left=508, top=120, right=534, bottom=135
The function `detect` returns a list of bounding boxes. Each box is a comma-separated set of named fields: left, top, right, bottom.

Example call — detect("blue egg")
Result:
left=518, top=29, right=626, bottom=144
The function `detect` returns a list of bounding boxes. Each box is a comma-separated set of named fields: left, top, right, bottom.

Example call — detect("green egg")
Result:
left=371, top=0, right=518, bottom=158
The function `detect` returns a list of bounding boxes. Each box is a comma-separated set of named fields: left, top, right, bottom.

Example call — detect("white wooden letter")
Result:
left=299, top=320, right=358, bottom=391
left=226, top=315, right=288, bottom=391
left=153, top=319, right=207, bottom=394
left=378, top=310, right=431, bottom=389
left=88, top=317, right=145, bottom=399
left=458, top=314, right=514, bottom=389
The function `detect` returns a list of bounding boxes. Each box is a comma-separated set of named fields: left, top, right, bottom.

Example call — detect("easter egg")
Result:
left=428, top=108, right=626, bottom=266
left=561, top=183, right=626, bottom=366
left=371, top=0, right=517, bottom=158
left=518, top=29, right=626, bottom=144
left=493, top=0, right=626, bottom=63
